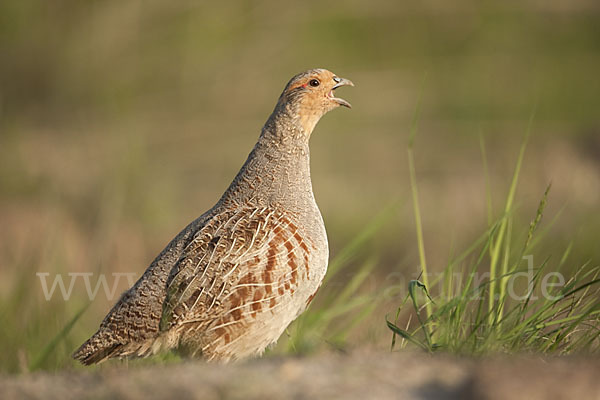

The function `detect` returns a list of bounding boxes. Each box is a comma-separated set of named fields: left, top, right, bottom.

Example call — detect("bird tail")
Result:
left=72, top=329, right=175, bottom=365
left=72, top=330, right=126, bottom=365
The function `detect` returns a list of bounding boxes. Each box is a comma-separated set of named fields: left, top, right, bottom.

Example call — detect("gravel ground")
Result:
left=1, top=352, right=599, bottom=400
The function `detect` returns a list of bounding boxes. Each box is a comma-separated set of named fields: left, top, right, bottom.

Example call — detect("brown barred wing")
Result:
left=159, top=206, right=312, bottom=342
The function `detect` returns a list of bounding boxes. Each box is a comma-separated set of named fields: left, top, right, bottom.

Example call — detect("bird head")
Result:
left=277, top=68, right=354, bottom=135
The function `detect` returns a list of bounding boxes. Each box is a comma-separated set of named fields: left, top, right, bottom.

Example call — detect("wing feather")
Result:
left=160, top=206, right=310, bottom=337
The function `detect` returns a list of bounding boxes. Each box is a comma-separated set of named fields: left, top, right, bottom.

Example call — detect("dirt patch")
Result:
left=1, top=352, right=598, bottom=400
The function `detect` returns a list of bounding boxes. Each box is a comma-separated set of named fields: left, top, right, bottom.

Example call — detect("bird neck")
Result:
left=218, top=103, right=318, bottom=211
left=262, top=99, right=317, bottom=143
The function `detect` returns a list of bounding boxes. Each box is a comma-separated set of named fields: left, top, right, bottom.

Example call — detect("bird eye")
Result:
left=309, top=79, right=320, bottom=87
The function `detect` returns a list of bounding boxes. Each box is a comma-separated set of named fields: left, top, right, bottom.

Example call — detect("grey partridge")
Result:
left=72, top=68, right=353, bottom=364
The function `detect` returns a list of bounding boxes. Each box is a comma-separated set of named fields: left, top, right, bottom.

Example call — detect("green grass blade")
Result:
left=29, top=304, right=88, bottom=372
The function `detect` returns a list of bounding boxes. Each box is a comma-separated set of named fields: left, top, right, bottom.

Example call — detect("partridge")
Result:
left=73, top=68, right=353, bottom=364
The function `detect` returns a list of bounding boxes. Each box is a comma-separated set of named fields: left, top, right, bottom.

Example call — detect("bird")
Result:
left=72, top=68, right=353, bottom=364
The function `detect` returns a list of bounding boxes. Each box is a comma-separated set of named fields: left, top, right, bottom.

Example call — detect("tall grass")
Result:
left=388, top=112, right=600, bottom=355
left=0, top=265, right=86, bottom=373
left=407, top=73, right=431, bottom=320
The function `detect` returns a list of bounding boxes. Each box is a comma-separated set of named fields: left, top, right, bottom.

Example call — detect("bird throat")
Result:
left=297, top=107, right=322, bottom=137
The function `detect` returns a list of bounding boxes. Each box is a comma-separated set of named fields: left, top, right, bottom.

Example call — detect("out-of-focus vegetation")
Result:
left=1, top=0, right=599, bottom=373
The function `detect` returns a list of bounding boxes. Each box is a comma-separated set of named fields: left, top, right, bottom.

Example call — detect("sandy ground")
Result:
left=1, top=352, right=599, bottom=400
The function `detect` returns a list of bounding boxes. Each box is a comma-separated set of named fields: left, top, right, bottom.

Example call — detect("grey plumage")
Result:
left=73, top=68, right=353, bottom=364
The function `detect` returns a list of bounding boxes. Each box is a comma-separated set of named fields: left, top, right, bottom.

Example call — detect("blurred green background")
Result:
left=1, top=0, right=599, bottom=372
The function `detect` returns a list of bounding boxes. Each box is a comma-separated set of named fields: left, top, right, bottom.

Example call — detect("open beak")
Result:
left=329, top=77, right=354, bottom=108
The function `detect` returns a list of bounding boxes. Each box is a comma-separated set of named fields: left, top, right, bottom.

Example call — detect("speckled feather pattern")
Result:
left=73, top=69, right=351, bottom=364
